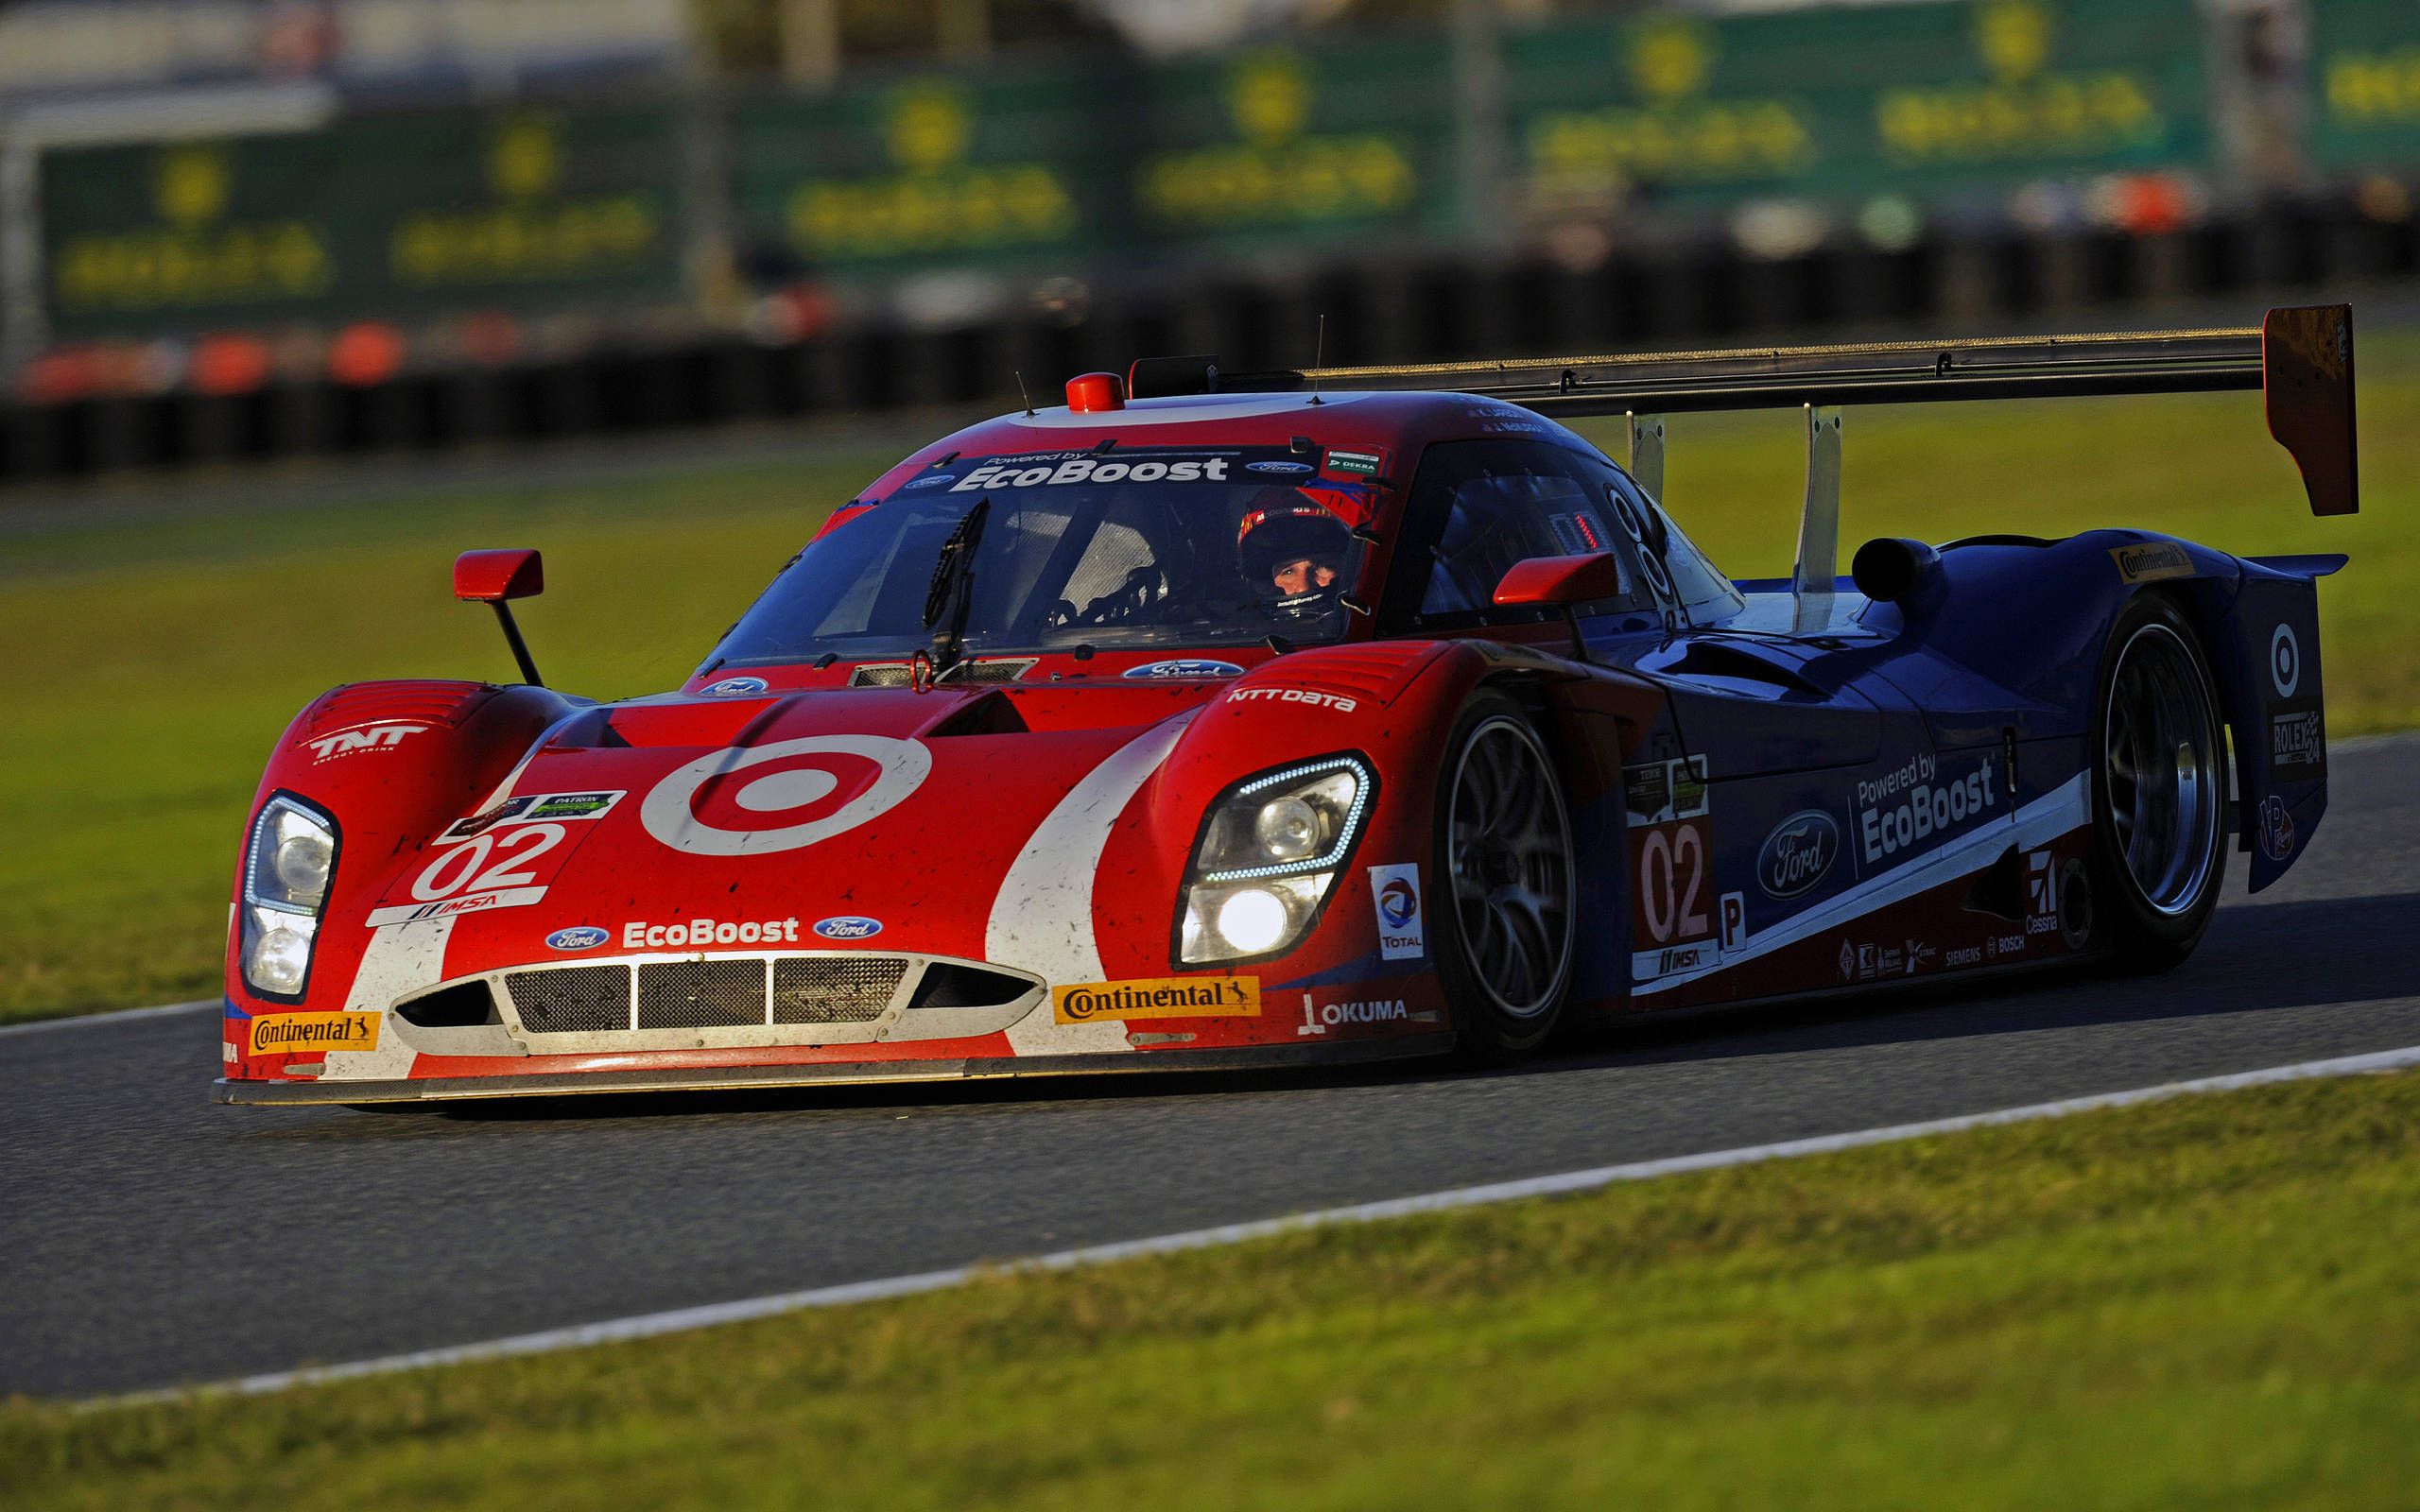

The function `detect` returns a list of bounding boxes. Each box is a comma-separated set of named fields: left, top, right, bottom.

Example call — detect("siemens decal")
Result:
left=1857, top=754, right=1996, bottom=864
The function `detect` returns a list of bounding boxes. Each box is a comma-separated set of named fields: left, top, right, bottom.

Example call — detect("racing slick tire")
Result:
left=2088, top=593, right=2230, bottom=974
left=1434, top=691, right=1577, bottom=1058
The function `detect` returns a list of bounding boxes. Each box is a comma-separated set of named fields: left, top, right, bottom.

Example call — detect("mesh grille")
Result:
left=639, top=959, right=769, bottom=1029
left=506, top=966, right=630, bottom=1034
left=773, top=956, right=908, bottom=1023
left=850, top=659, right=1033, bottom=688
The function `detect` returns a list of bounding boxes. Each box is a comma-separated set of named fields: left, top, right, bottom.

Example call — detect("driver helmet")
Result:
left=1236, top=489, right=1356, bottom=623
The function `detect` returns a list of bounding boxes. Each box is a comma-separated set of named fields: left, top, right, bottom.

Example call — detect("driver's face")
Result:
left=1272, top=556, right=1340, bottom=596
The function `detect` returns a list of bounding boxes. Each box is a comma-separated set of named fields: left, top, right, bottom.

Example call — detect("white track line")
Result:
left=0, top=999, right=215, bottom=1040
left=98, top=1040, right=2420, bottom=1410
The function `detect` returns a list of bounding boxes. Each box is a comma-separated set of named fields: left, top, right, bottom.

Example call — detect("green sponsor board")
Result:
left=731, top=65, right=1115, bottom=277
left=43, top=105, right=685, bottom=338
left=2311, top=0, right=2420, bottom=170
left=1507, top=0, right=2206, bottom=217
left=1126, top=39, right=1457, bottom=250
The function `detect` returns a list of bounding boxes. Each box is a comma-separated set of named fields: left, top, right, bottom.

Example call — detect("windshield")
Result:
left=710, top=447, right=1384, bottom=667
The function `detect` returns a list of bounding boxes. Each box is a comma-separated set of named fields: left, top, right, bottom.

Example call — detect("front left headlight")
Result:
left=240, top=794, right=338, bottom=1000
left=1179, top=755, right=1374, bottom=966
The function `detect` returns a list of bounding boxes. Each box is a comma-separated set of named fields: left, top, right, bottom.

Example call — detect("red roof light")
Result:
left=1065, top=371, right=1125, bottom=412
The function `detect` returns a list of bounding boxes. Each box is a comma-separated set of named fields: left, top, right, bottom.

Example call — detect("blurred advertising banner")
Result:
left=2310, top=0, right=2420, bottom=171
left=1508, top=0, right=2207, bottom=221
left=732, top=65, right=1119, bottom=281
left=41, top=106, right=686, bottom=338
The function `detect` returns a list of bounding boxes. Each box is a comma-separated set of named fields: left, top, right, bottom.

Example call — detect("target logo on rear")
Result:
left=641, top=735, right=932, bottom=856
left=2270, top=624, right=2301, bottom=696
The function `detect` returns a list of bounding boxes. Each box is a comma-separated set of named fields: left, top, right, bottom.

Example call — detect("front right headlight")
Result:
left=240, top=794, right=339, bottom=1000
left=1178, top=755, right=1374, bottom=966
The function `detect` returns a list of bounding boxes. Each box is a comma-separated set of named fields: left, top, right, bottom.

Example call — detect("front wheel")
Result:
left=1435, top=692, right=1576, bottom=1057
left=2091, top=594, right=2228, bottom=973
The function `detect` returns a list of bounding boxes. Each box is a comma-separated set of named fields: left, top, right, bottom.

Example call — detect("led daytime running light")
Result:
left=1199, top=755, right=1373, bottom=884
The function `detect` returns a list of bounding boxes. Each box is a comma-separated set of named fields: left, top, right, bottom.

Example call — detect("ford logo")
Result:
left=813, top=916, right=883, bottom=940
left=1122, top=660, right=1246, bottom=679
left=546, top=926, right=609, bottom=952
left=1248, top=460, right=1314, bottom=475
left=902, top=474, right=955, bottom=490
left=704, top=677, right=769, bottom=696
left=1757, top=810, right=1839, bottom=900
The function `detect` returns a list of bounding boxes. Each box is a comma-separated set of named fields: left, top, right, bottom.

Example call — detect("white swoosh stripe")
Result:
left=987, top=715, right=1193, bottom=1050
left=1639, top=772, right=2092, bottom=996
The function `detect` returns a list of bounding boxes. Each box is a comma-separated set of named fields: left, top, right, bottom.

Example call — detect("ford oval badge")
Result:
left=546, top=926, right=610, bottom=952
left=1756, top=810, right=1839, bottom=900
left=704, top=677, right=769, bottom=696
left=1121, top=660, right=1246, bottom=679
left=813, top=916, right=884, bottom=940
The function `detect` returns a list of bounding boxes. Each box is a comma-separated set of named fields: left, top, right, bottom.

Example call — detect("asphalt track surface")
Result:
left=7, top=734, right=2416, bottom=1400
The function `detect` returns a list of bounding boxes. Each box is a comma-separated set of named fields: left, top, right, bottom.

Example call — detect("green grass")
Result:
left=4, top=345, right=2416, bottom=1022
left=8, top=1069, right=2418, bottom=1508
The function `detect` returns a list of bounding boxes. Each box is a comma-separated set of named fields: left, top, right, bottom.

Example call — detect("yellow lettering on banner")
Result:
left=1876, top=74, right=2160, bottom=163
left=2327, top=53, right=2420, bottom=126
left=1136, top=138, right=1414, bottom=230
left=1525, top=102, right=1812, bottom=190
left=1051, top=977, right=1262, bottom=1024
left=389, top=197, right=659, bottom=286
left=51, top=224, right=329, bottom=313
left=246, top=1012, right=382, bottom=1057
left=786, top=165, right=1076, bottom=258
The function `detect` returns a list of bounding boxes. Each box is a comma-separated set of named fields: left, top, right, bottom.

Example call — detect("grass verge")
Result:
left=5, top=340, right=2417, bottom=1022
left=8, top=1069, right=2419, bottom=1509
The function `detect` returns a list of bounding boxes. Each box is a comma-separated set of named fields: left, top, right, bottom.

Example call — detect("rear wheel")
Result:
left=1436, top=693, right=1576, bottom=1057
left=2091, top=595, right=2228, bottom=972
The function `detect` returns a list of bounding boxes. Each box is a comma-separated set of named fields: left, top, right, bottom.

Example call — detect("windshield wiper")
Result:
left=921, top=496, right=989, bottom=679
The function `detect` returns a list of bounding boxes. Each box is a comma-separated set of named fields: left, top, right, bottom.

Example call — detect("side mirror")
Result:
left=453, top=549, right=545, bottom=685
left=454, top=548, right=544, bottom=603
left=1492, top=552, right=1628, bottom=665
left=1493, top=551, right=1626, bottom=608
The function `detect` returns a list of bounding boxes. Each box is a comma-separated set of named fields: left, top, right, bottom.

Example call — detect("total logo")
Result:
left=303, top=722, right=425, bottom=762
left=812, top=916, right=883, bottom=940
left=545, top=926, right=609, bottom=952
left=1368, top=863, right=1426, bottom=961
left=1857, top=754, right=1996, bottom=865
left=641, top=734, right=932, bottom=857
left=1123, top=660, right=1246, bottom=680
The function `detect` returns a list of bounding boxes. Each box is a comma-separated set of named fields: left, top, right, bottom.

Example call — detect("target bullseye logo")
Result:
left=2270, top=624, right=2302, bottom=697
left=641, top=735, right=932, bottom=856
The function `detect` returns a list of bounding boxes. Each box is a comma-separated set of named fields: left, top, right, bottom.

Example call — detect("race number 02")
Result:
left=1638, top=821, right=1709, bottom=944
left=410, top=824, right=566, bottom=902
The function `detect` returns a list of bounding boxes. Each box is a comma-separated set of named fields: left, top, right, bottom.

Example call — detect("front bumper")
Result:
left=213, top=1031, right=1455, bottom=1104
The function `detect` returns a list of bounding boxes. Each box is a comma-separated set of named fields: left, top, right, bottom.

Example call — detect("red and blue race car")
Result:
left=216, top=306, right=2359, bottom=1104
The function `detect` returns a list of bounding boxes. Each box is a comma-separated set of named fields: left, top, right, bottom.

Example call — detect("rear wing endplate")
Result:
left=1133, top=306, right=2359, bottom=519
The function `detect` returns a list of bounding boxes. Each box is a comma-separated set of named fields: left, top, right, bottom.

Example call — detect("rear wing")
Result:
left=1130, top=305, right=2357, bottom=596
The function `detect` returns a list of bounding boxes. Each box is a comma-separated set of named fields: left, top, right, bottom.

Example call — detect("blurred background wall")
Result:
left=0, top=0, right=2411, bottom=480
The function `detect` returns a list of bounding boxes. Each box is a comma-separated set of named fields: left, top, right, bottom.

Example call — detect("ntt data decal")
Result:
left=1051, top=976, right=1261, bottom=1023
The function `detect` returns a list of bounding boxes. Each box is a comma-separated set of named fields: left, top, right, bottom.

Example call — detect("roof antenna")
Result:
left=1013, top=369, right=1035, bottom=418
left=1307, top=314, right=1325, bottom=406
